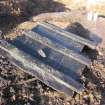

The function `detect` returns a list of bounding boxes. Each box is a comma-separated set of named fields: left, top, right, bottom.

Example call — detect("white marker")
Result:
left=37, top=49, right=47, bottom=58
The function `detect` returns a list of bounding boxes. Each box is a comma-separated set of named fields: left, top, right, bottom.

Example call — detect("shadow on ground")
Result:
left=0, top=0, right=69, bottom=35
left=66, top=22, right=102, bottom=60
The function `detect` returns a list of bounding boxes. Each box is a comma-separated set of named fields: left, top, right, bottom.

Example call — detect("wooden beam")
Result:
left=39, top=22, right=98, bottom=49
left=9, top=35, right=85, bottom=79
left=33, top=25, right=84, bottom=52
left=0, top=40, right=84, bottom=95
left=24, top=30, right=91, bottom=67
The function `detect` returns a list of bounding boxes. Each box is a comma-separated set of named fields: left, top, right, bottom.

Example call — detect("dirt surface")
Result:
left=0, top=0, right=105, bottom=105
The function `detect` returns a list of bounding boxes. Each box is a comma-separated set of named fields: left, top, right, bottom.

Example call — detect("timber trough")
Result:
left=0, top=22, right=102, bottom=96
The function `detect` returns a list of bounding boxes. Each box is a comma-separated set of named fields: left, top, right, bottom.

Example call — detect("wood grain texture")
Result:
left=0, top=40, right=84, bottom=95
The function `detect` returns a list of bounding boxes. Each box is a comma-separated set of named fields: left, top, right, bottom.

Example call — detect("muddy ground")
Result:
left=0, top=0, right=105, bottom=105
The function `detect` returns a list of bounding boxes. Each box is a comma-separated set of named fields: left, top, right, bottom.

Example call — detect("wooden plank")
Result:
left=33, top=25, right=84, bottom=52
left=39, top=22, right=98, bottom=49
left=0, top=48, right=74, bottom=96
left=0, top=49, right=74, bottom=96
left=24, top=30, right=91, bottom=67
left=9, top=35, right=84, bottom=79
left=0, top=40, right=84, bottom=94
